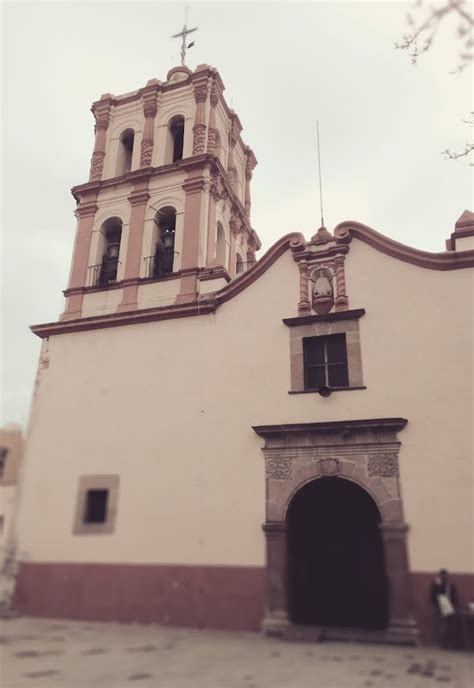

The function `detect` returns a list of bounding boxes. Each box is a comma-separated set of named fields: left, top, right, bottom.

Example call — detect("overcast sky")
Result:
left=1, top=0, right=472, bottom=427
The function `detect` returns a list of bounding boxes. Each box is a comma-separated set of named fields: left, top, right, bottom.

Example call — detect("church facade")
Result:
left=12, top=64, right=474, bottom=644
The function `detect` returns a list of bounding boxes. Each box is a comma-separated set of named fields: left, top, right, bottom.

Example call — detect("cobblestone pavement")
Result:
left=1, top=618, right=473, bottom=688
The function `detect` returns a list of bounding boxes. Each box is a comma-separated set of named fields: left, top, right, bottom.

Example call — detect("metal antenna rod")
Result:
left=316, top=121, right=325, bottom=228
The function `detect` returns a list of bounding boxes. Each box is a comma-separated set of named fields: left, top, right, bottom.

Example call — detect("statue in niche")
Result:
left=311, top=267, right=334, bottom=315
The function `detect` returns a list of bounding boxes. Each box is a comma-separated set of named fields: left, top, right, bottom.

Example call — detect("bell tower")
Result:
left=63, top=63, right=260, bottom=322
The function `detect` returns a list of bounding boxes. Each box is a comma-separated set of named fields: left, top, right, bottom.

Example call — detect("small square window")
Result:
left=303, top=334, right=349, bottom=390
left=84, top=489, right=108, bottom=524
left=73, top=475, right=119, bottom=535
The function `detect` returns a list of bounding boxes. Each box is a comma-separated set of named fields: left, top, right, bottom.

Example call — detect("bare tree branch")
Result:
left=396, top=2, right=473, bottom=161
left=395, top=0, right=473, bottom=70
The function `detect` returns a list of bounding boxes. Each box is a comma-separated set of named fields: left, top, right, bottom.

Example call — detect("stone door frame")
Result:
left=252, top=418, right=419, bottom=644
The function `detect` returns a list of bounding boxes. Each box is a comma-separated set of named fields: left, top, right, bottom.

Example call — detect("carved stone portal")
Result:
left=252, top=418, right=419, bottom=644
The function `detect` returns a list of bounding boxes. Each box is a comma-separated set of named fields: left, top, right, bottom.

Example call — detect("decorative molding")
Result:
left=368, top=453, right=400, bottom=478
left=334, top=220, right=474, bottom=271
left=333, top=254, right=349, bottom=310
left=128, top=190, right=150, bottom=207
left=89, top=151, right=105, bottom=181
left=253, top=418, right=408, bottom=441
left=288, top=386, right=367, bottom=395
left=183, top=176, right=206, bottom=194
left=75, top=202, right=99, bottom=219
left=32, top=300, right=218, bottom=338
left=198, top=266, right=231, bottom=283
left=318, top=457, right=340, bottom=476
left=139, top=139, right=153, bottom=167
left=266, top=456, right=292, bottom=480
left=192, top=123, right=207, bottom=155
left=297, top=261, right=311, bottom=316
left=282, top=308, right=365, bottom=327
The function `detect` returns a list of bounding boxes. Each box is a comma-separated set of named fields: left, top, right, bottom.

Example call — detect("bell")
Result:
left=162, top=231, right=174, bottom=250
left=107, top=242, right=120, bottom=259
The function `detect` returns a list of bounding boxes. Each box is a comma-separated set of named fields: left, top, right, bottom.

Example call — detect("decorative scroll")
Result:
left=192, top=123, right=206, bottom=155
left=210, top=168, right=228, bottom=202
left=266, top=456, right=292, bottom=480
left=368, top=453, right=399, bottom=478
left=140, top=139, right=153, bottom=167
left=89, top=151, right=105, bottom=181
left=207, top=126, right=217, bottom=154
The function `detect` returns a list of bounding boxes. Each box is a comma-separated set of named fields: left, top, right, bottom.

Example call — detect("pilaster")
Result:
left=89, top=97, right=112, bottom=182
left=244, top=147, right=257, bottom=218
left=118, top=182, right=150, bottom=312
left=261, top=523, right=290, bottom=636
left=380, top=522, right=420, bottom=642
left=176, top=174, right=207, bottom=303
left=192, top=72, right=208, bottom=155
left=62, top=194, right=99, bottom=320
left=140, top=83, right=160, bottom=168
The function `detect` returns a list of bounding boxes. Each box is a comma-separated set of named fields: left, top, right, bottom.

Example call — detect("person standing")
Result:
left=430, top=569, right=458, bottom=648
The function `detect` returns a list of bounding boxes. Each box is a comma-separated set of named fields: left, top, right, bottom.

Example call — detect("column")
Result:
left=176, top=175, right=206, bottom=304
left=140, top=86, right=159, bottom=168
left=89, top=98, right=112, bottom=182
left=261, top=523, right=290, bottom=636
left=62, top=195, right=98, bottom=320
left=380, top=522, right=420, bottom=642
left=118, top=181, right=150, bottom=312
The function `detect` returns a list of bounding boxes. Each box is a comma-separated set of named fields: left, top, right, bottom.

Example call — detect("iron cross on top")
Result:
left=171, top=21, right=198, bottom=66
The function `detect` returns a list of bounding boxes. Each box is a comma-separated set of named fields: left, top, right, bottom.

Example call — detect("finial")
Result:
left=171, top=7, right=198, bottom=66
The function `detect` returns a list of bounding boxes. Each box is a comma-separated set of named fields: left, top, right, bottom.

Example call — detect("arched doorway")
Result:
left=287, top=477, right=388, bottom=630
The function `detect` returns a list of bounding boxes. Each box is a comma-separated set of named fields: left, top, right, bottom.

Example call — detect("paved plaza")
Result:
left=0, top=617, right=473, bottom=688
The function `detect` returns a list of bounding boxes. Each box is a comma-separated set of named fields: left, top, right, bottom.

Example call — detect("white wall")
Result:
left=17, top=240, right=474, bottom=574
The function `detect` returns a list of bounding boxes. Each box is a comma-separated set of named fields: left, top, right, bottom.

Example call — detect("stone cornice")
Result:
left=31, top=300, right=218, bottom=338
left=252, top=418, right=408, bottom=441
left=36, top=233, right=302, bottom=338
left=282, top=309, right=365, bottom=327
left=71, top=155, right=213, bottom=202
left=334, top=221, right=474, bottom=271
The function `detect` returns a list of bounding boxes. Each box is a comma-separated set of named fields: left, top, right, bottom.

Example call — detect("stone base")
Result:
left=0, top=604, right=20, bottom=620
left=261, top=610, right=291, bottom=637
left=272, top=621, right=419, bottom=646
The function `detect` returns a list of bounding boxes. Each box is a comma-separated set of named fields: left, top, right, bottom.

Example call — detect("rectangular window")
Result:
left=72, top=475, right=119, bottom=535
left=84, top=489, right=108, bottom=524
left=0, top=447, right=8, bottom=479
left=303, top=334, right=349, bottom=389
